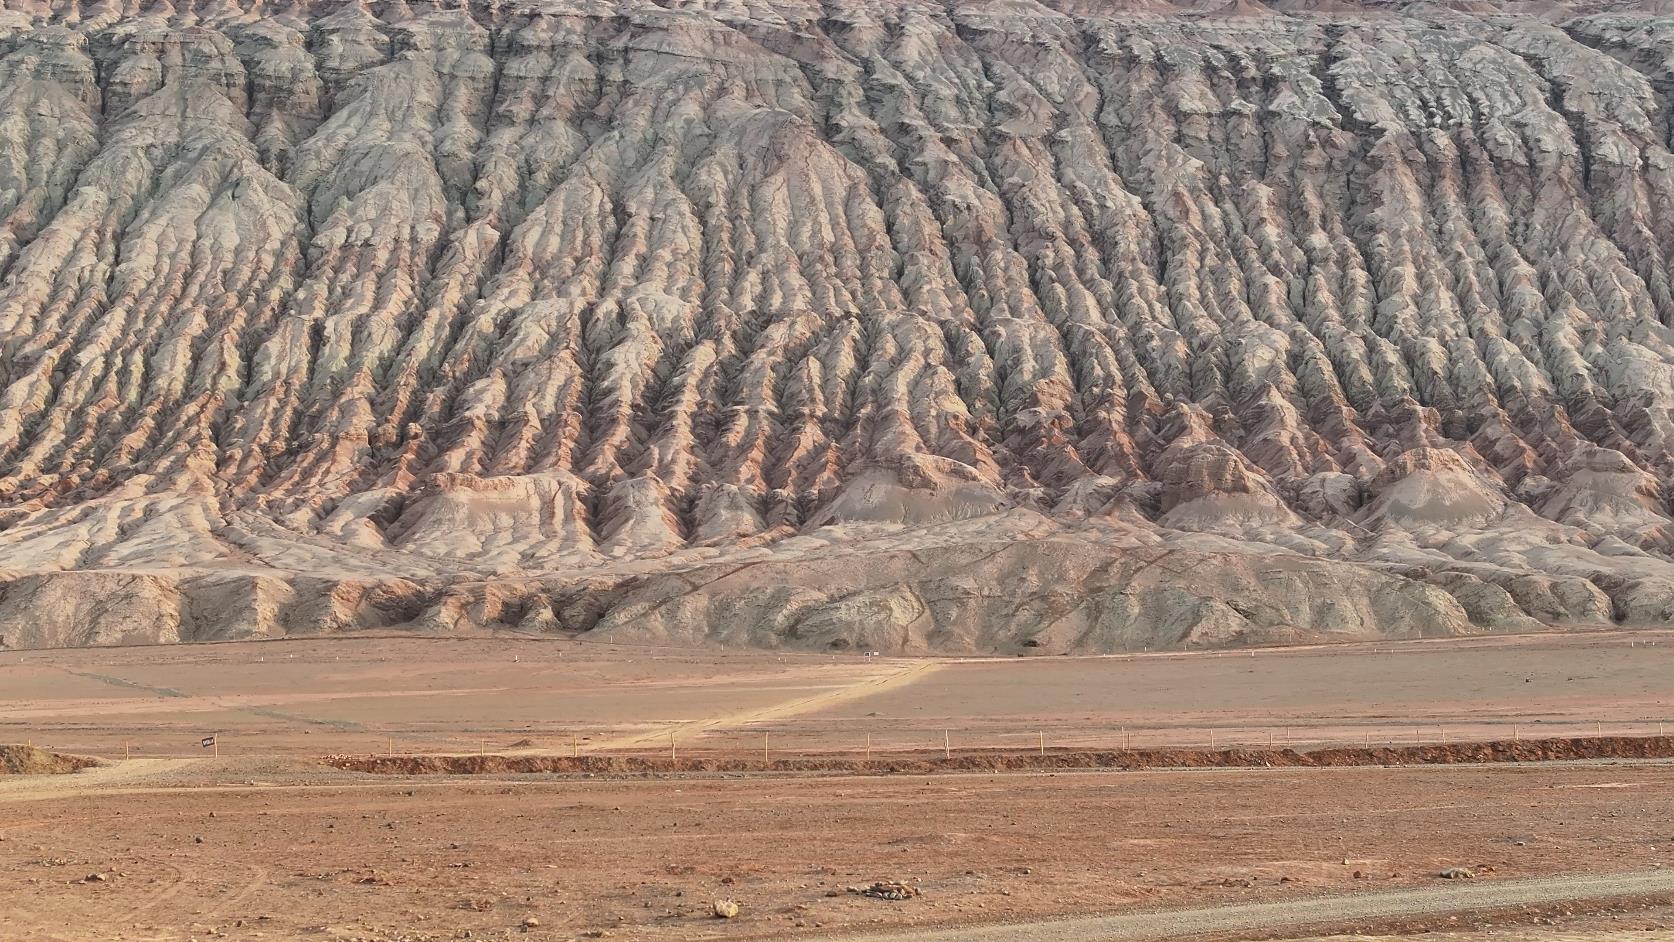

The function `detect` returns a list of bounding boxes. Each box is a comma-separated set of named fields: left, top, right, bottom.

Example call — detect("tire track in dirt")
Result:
left=47, top=667, right=467, bottom=731
left=194, top=862, right=271, bottom=924
left=58, top=669, right=190, bottom=699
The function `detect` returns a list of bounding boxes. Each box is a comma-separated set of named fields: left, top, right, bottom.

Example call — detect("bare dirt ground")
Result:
left=3, top=762, right=1674, bottom=942
left=4, top=630, right=1673, bottom=760
left=4, top=631, right=1674, bottom=942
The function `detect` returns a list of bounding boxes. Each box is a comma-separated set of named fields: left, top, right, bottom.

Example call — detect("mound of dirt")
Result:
left=0, top=744, right=101, bottom=775
left=323, top=735, right=1674, bottom=777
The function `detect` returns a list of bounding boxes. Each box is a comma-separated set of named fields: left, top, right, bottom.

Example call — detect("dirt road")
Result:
left=831, top=870, right=1674, bottom=941
left=585, top=660, right=942, bottom=751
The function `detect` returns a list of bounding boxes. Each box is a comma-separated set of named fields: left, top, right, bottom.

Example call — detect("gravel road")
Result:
left=827, top=870, right=1674, bottom=941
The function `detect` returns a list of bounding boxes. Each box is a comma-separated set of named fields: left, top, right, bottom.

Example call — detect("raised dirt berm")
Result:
left=0, top=744, right=101, bottom=775
left=322, top=735, right=1674, bottom=777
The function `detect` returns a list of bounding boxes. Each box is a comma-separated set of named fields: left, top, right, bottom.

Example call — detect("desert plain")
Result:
left=4, top=631, right=1674, bottom=942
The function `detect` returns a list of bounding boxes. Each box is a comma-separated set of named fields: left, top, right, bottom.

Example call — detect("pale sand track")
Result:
left=584, top=660, right=942, bottom=751
left=830, top=870, right=1674, bottom=941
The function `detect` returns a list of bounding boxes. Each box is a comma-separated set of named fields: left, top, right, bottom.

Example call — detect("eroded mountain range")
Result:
left=3, top=0, right=1674, bottom=651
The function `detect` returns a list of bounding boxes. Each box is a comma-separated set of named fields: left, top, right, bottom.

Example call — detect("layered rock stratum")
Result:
left=5, top=0, right=1674, bottom=651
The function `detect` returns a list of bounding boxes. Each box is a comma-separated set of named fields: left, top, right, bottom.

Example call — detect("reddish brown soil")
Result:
left=4, top=762, right=1673, bottom=942
left=7, top=636, right=1674, bottom=941
left=323, top=734, right=1674, bottom=776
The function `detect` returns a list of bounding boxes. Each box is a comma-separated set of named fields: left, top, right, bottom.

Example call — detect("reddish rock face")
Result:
left=2, top=0, right=1674, bottom=650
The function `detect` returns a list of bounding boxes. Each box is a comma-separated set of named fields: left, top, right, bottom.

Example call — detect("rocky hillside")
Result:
left=4, top=0, right=1674, bottom=651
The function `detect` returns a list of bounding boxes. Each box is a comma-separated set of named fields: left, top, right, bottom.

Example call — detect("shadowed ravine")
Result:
left=5, top=0, right=1674, bottom=651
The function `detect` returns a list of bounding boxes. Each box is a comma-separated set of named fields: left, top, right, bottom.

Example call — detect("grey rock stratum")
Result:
left=3, top=0, right=1674, bottom=652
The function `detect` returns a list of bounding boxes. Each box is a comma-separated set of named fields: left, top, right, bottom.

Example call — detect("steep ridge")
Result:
left=4, top=0, right=1674, bottom=651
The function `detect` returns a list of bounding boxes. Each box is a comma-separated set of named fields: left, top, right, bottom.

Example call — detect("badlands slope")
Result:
left=3, top=0, right=1674, bottom=651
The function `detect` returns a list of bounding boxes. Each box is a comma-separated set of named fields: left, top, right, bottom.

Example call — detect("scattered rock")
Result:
left=851, top=881, right=921, bottom=901
left=1439, top=867, right=1476, bottom=879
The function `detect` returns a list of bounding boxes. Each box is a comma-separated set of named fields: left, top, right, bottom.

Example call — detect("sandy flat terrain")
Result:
left=822, top=632, right=1674, bottom=751
left=0, top=639, right=912, bottom=757
left=5, top=634, right=1674, bottom=941
left=4, top=632, right=1671, bottom=760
